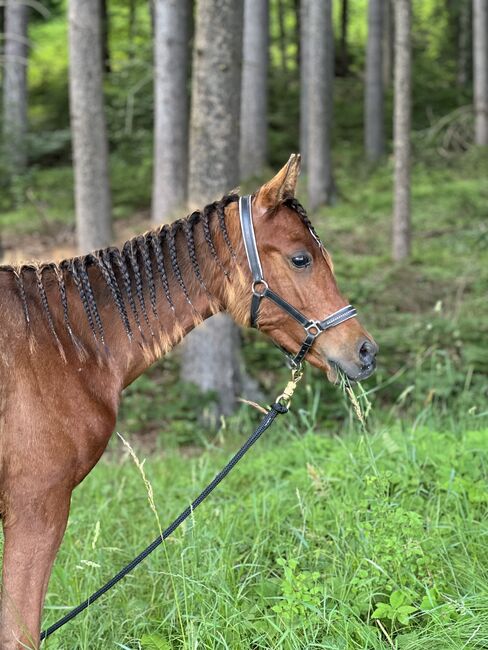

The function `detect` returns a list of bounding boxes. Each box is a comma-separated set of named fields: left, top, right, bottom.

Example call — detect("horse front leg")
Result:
left=0, top=486, right=72, bottom=650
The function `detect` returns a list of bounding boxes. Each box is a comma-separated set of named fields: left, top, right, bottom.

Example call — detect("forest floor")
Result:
left=1, top=147, right=488, bottom=648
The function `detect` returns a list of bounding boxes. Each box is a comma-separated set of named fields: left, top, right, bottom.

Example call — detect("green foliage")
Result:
left=27, top=424, right=488, bottom=648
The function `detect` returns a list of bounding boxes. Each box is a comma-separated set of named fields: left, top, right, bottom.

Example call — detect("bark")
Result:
left=365, top=0, right=385, bottom=161
left=392, top=0, right=411, bottom=261
left=339, top=0, right=349, bottom=76
left=68, top=0, right=112, bottom=254
left=307, top=0, right=335, bottom=209
left=239, top=0, right=269, bottom=180
left=151, top=0, right=190, bottom=223
left=181, top=0, right=245, bottom=418
left=299, top=0, right=309, bottom=169
left=2, top=0, right=29, bottom=173
left=457, top=0, right=471, bottom=87
left=382, top=0, right=393, bottom=87
left=473, top=0, right=488, bottom=145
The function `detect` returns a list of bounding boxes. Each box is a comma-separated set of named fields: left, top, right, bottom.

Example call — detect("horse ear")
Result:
left=256, top=153, right=301, bottom=208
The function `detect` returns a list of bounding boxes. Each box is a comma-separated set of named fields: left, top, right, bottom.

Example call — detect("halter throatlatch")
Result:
left=238, top=195, right=358, bottom=368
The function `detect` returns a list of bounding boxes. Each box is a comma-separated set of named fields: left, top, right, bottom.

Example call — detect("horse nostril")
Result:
left=359, top=339, right=377, bottom=367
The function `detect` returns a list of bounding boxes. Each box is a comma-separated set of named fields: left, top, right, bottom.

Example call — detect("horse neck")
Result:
left=14, top=196, right=248, bottom=391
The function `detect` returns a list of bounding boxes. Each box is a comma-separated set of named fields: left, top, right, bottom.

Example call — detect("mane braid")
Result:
left=285, top=198, right=322, bottom=246
left=95, top=249, right=132, bottom=340
left=167, top=222, right=192, bottom=305
left=183, top=213, right=207, bottom=291
left=35, top=266, right=64, bottom=355
left=137, top=235, right=158, bottom=319
left=217, top=194, right=238, bottom=258
left=124, top=240, right=152, bottom=334
left=112, top=250, right=143, bottom=333
left=12, top=267, right=30, bottom=326
left=78, top=257, right=106, bottom=345
left=54, top=264, right=83, bottom=352
left=201, top=204, right=229, bottom=278
left=70, top=259, right=98, bottom=342
left=150, top=230, right=174, bottom=312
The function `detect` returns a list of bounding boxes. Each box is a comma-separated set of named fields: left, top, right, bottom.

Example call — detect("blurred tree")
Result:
left=181, top=0, right=245, bottom=418
left=277, top=0, right=289, bottom=75
left=240, top=0, right=269, bottom=180
left=382, top=0, right=393, bottom=87
left=473, top=0, right=488, bottom=145
left=365, top=0, right=385, bottom=162
left=68, top=0, right=112, bottom=253
left=392, top=0, right=411, bottom=261
left=151, top=0, right=190, bottom=223
left=299, top=0, right=309, bottom=169
left=307, top=0, right=335, bottom=209
left=2, top=0, right=29, bottom=173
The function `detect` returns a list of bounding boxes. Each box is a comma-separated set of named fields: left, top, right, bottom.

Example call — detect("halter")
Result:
left=238, top=195, right=358, bottom=368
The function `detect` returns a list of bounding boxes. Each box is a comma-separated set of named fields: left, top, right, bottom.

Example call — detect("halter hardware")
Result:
left=238, top=195, right=358, bottom=368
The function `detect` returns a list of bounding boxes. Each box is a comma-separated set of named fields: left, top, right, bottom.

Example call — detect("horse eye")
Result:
left=291, top=253, right=312, bottom=269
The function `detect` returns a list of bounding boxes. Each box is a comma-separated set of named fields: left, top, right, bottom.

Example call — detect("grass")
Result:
left=39, top=409, right=488, bottom=649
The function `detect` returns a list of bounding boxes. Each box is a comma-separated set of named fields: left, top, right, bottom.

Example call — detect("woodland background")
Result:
left=1, top=0, right=488, bottom=648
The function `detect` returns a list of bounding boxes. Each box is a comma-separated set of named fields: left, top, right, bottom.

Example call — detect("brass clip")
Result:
left=275, top=365, right=304, bottom=409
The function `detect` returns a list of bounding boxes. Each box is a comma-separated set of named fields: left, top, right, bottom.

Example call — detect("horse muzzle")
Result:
left=328, top=338, right=378, bottom=382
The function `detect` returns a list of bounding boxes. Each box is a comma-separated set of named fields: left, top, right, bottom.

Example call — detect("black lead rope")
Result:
left=40, top=400, right=289, bottom=641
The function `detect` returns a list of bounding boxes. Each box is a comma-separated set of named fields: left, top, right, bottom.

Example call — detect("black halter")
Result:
left=238, top=195, right=358, bottom=368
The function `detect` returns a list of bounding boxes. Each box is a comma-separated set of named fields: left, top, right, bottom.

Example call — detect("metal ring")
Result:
left=305, top=321, right=322, bottom=337
left=252, top=279, right=269, bottom=297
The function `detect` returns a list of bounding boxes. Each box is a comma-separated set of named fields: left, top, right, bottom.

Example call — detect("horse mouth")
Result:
left=329, top=359, right=376, bottom=383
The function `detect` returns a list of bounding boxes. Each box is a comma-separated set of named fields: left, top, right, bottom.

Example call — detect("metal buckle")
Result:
left=252, top=279, right=269, bottom=297
left=304, top=320, right=322, bottom=337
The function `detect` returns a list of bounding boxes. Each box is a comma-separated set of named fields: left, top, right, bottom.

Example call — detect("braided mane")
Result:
left=3, top=193, right=315, bottom=354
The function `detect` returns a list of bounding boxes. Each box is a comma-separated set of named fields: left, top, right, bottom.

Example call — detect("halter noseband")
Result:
left=238, top=195, right=358, bottom=368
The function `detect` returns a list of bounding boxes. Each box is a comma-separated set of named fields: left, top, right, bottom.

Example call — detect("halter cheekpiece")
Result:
left=238, top=195, right=358, bottom=367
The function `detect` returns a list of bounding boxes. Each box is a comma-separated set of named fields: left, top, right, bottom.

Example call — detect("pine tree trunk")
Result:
left=365, top=0, right=385, bottom=161
left=181, top=0, right=244, bottom=418
left=307, top=0, right=335, bottom=210
left=152, top=0, right=190, bottom=223
left=299, top=0, right=310, bottom=170
left=392, top=0, right=411, bottom=261
left=382, top=0, right=393, bottom=87
left=2, top=0, right=29, bottom=173
left=240, top=0, right=269, bottom=180
left=68, top=0, right=112, bottom=254
left=473, top=0, right=488, bottom=145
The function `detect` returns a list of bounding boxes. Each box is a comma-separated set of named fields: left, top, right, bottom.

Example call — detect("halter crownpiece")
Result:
left=238, top=195, right=358, bottom=367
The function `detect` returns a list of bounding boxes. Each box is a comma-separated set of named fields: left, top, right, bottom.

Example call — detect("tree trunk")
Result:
left=473, top=0, right=488, bottom=145
left=457, top=0, right=471, bottom=87
left=68, top=0, right=112, bottom=254
left=2, top=0, right=29, bottom=173
left=392, top=0, right=411, bottom=261
left=299, top=0, right=309, bottom=169
left=307, top=0, right=335, bottom=210
left=181, top=0, right=244, bottom=418
left=339, top=0, right=349, bottom=75
left=365, top=0, right=385, bottom=161
left=239, top=0, right=269, bottom=180
left=151, top=0, right=190, bottom=223
left=382, top=0, right=393, bottom=87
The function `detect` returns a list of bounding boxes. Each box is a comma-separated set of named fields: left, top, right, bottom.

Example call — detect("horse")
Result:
left=0, top=154, right=377, bottom=648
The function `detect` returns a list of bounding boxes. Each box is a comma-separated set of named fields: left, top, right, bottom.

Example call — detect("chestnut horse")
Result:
left=0, top=155, right=377, bottom=648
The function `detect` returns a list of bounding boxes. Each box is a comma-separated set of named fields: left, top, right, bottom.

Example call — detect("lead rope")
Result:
left=40, top=366, right=303, bottom=641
